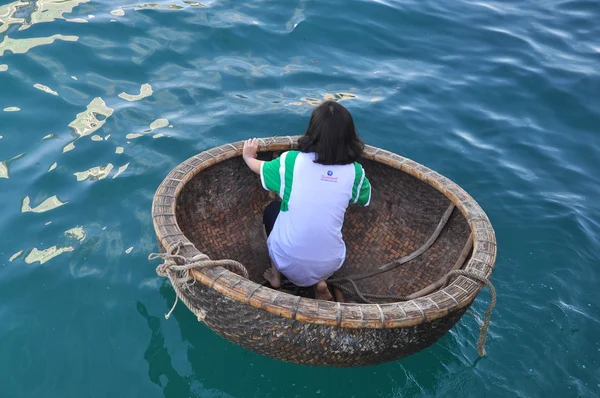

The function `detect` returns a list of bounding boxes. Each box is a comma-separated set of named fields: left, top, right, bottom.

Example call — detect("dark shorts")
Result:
left=263, top=200, right=281, bottom=237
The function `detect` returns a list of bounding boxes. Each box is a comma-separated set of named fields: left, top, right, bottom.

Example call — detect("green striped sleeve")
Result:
left=351, top=163, right=372, bottom=206
left=280, top=151, right=300, bottom=212
left=260, top=157, right=281, bottom=193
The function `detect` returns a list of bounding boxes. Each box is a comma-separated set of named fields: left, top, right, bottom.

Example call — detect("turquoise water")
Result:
left=1, top=0, right=599, bottom=396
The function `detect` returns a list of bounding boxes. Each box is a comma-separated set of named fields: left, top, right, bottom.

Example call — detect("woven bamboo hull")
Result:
left=179, top=279, right=469, bottom=366
left=152, top=137, right=497, bottom=367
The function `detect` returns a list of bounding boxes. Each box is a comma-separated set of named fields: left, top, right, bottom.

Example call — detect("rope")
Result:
left=164, top=295, right=179, bottom=319
left=334, top=282, right=411, bottom=303
left=337, top=269, right=496, bottom=356
left=379, top=203, right=456, bottom=271
left=328, top=203, right=455, bottom=291
left=149, top=241, right=249, bottom=318
left=440, top=269, right=496, bottom=357
left=407, top=234, right=474, bottom=299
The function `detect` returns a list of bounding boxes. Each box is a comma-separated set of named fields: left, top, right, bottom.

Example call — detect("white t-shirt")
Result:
left=260, top=151, right=371, bottom=286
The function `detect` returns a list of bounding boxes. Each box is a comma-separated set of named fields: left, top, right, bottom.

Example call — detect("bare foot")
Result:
left=315, top=281, right=333, bottom=301
left=332, top=286, right=345, bottom=303
left=264, top=268, right=281, bottom=289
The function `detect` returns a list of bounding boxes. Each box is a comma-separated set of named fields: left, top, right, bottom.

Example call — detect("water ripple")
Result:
left=1, top=0, right=600, bottom=396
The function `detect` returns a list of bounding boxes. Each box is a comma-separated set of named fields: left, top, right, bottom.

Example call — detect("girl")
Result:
left=242, top=101, right=371, bottom=300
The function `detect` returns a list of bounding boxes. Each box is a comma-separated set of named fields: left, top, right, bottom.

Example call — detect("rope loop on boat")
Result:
left=441, top=269, right=496, bottom=357
left=150, top=241, right=248, bottom=280
left=331, top=269, right=495, bottom=357
left=149, top=241, right=249, bottom=319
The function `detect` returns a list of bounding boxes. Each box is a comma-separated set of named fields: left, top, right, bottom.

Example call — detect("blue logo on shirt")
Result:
left=321, top=170, right=338, bottom=182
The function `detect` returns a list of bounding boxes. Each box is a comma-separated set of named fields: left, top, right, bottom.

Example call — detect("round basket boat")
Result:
left=151, top=136, right=497, bottom=367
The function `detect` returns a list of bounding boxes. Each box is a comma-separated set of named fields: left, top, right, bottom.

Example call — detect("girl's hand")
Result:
left=242, top=138, right=262, bottom=174
left=243, top=138, right=259, bottom=159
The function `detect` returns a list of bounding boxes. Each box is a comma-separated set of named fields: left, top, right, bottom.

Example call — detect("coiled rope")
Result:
left=149, top=241, right=248, bottom=319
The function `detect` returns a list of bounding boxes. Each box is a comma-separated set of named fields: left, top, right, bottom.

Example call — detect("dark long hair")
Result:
left=297, top=101, right=364, bottom=165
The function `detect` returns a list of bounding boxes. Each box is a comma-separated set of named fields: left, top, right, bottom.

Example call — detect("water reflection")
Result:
left=295, top=92, right=358, bottom=107
left=134, top=4, right=185, bottom=10
left=64, top=226, right=86, bottom=242
left=34, top=83, right=58, bottom=96
left=21, top=195, right=67, bottom=213
left=118, top=83, right=153, bottom=102
left=137, top=302, right=193, bottom=397
left=73, top=163, right=114, bottom=182
left=24, top=245, right=74, bottom=264
left=0, top=162, right=8, bottom=179
left=0, top=0, right=90, bottom=32
left=8, top=250, right=23, bottom=262
left=68, top=98, right=114, bottom=139
left=62, top=97, right=114, bottom=155
left=150, top=118, right=169, bottom=130
left=0, top=1, right=27, bottom=34
left=0, top=34, right=78, bottom=56
left=62, top=142, right=75, bottom=153
left=113, top=163, right=130, bottom=179
left=1, top=152, right=26, bottom=180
